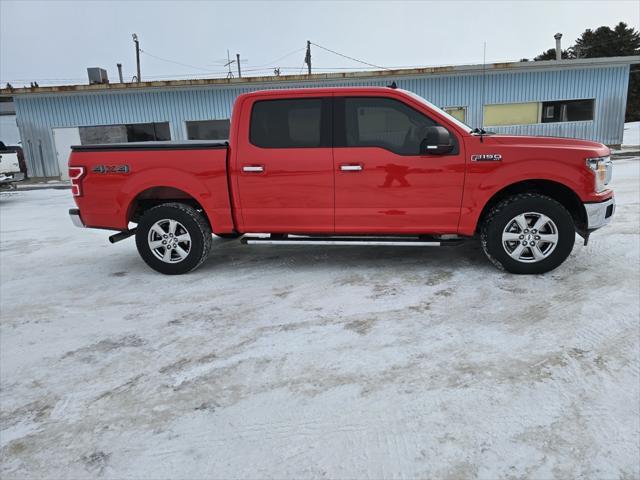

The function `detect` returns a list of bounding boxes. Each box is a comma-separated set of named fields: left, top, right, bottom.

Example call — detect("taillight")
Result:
left=69, top=166, right=85, bottom=197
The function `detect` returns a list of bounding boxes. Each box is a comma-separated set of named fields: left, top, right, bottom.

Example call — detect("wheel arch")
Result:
left=127, top=186, right=213, bottom=229
left=475, top=179, right=586, bottom=233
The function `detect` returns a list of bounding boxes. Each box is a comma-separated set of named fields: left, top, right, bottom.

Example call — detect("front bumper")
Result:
left=69, top=208, right=85, bottom=228
left=584, top=196, right=615, bottom=230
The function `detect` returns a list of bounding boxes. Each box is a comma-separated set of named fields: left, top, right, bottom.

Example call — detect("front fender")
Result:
left=458, top=159, right=590, bottom=236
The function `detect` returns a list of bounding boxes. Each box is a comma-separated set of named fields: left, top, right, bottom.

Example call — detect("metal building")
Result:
left=1, top=56, right=637, bottom=179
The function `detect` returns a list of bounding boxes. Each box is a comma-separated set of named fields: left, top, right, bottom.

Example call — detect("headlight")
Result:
left=586, top=156, right=612, bottom=193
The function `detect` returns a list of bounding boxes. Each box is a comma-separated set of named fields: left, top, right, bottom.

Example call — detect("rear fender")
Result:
left=120, top=168, right=217, bottom=229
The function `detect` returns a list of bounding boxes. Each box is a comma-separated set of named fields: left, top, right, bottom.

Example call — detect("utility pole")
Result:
left=236, top=53, right=242, bottom=78
left=132, top=33, right=141, bottom=82
left=116, top=63, right=124, bottom=83
left=305, top=40, right=311, bottom=75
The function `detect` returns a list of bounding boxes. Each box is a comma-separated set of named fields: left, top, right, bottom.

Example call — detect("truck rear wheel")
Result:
left=135, top=203, right=212, bottom=275
left=480, top=193, right=575, bottom=274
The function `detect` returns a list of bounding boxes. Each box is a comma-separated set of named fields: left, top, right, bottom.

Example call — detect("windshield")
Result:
left=402, top=90, right=473, bottom=133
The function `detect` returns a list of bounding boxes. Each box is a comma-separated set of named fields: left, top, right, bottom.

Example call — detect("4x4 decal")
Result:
left=92, top=165, right=130, bottom=174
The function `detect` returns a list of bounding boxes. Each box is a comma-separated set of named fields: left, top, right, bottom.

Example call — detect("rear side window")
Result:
left=250, top=99, right=325, bottom=148
left=342, top=97, right=436, bottom=155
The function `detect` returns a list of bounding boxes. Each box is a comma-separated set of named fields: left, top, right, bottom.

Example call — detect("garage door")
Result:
left=52, top=127, right=80, bottom=180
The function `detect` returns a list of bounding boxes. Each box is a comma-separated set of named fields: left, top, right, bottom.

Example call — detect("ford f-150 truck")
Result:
left=68, top=86, right=615, bottom=275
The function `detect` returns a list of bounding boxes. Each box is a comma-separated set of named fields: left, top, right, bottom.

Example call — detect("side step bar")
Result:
left=241, top=235, right=465, bottom=247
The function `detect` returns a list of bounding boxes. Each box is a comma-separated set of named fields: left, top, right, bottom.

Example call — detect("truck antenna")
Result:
left=480, top=41, right=487, bottom=142
left=480, top=40, right=487, bottom=141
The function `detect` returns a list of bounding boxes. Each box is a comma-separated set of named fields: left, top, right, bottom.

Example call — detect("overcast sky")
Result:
left=1, top=0, right=639, bottom=86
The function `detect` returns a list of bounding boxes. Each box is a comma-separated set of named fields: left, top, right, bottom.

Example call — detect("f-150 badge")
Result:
left=471, top=154, right=502, bottom=162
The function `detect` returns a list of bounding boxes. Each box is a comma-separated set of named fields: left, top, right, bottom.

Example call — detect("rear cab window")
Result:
left=249, top=98, right=331, bottom=148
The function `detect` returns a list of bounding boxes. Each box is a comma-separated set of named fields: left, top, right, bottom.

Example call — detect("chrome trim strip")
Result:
left=245, top=239, right=441, bottom=246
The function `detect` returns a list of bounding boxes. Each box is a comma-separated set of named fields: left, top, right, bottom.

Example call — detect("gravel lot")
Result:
left=1, top=159, right=639, bottom=479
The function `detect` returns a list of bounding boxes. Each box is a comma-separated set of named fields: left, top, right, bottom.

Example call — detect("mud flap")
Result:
left=580, top=231, right=590, bottom=246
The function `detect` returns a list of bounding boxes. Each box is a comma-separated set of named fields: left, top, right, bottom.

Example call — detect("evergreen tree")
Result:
left=575, top=22, right=639, bottom=58
left=534, top=48, right=573, bottom=61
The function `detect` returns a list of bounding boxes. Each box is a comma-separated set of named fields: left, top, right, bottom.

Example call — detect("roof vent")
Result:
left=87, top=68, right=109, bottom=85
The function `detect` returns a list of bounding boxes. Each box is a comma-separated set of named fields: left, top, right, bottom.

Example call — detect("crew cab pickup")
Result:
left=68, top=86, right=614, bottom=275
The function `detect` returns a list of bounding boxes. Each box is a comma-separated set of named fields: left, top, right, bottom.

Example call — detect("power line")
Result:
left=310, top=41, right=389, bottom=70
left=252, top=47, right=306, bottom=68
left=140, top=49, right=218, bottom=73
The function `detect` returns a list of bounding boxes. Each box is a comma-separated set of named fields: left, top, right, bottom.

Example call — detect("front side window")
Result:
left=443, top=106, right=467, bottom=124
left=250, top=98, right=324, bottom=148
left=186, top=120, right=230, bottom=140
left=342, top=97, right=437, bottom=155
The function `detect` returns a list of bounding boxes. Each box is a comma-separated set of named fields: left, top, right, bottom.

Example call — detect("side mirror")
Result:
left=420, top=126, right=454, bottom=155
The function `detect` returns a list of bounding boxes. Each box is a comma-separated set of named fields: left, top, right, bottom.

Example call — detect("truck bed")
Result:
left=69, top=141, right=234, bottom=232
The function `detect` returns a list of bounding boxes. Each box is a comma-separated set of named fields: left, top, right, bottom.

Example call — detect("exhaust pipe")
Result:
left=109, top=229, right=136, bottom=244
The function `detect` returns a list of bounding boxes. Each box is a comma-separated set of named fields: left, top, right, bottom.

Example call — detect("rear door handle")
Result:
left=340, top=164, right=363, bottom=172
left=243, top=165, right=264, bottom=173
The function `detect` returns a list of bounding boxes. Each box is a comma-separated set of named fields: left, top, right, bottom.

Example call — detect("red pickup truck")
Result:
left=68, top=86, right=614, bottom=275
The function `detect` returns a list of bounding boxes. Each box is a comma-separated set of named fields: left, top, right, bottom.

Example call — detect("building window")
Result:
left=484, top=99, right=595, bottom=126
left=341, top=97, right=437, bottom=155
left=79, top=122, right=171, bottom=145
left=126, top=122, right=170, bottom=142
left=443, top=106, right=466, bottom=123
left=0, top=96, right=15, bottom=116
left=186, top=120, right=230, bottom=140
left=250, top=98, right=325, bottom=148
left=541, top=99, right=594, bottom=123
left=484, top=102, right=540, bottom=126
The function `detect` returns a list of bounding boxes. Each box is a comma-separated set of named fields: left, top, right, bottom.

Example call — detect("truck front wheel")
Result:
left=135, top=203, right=212, bottom=275
left=480, top=193, right=575, bottom=274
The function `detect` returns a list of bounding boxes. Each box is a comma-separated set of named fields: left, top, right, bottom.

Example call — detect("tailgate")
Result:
left=0, top=151, right=20, bottom=174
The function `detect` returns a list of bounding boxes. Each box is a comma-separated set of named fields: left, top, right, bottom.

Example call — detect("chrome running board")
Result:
left=241, top=235, right=465, bottom=247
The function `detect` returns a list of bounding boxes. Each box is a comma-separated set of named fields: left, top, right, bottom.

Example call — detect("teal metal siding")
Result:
left=14, top=64, right=631, bottom=177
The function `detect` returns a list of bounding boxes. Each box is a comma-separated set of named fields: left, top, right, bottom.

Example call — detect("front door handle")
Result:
left=243, top=165, right=264, bottom=173
left=340, top=164, right=363, bottom=172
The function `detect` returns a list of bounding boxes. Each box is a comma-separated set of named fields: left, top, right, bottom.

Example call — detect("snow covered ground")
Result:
left=623, top=121, right=640, bottom=148
left=1, top=159, right=639, bottom=479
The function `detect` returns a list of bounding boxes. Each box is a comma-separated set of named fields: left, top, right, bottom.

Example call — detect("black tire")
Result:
left=480, top=193, right=575, bottom=274
left=135, top=202, right=212, bottom=275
